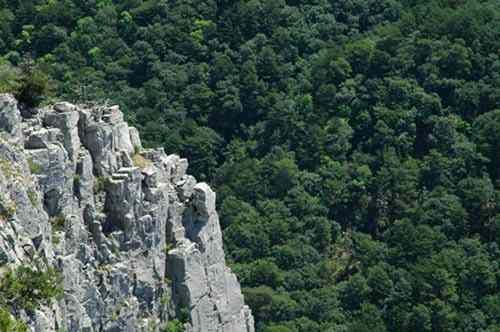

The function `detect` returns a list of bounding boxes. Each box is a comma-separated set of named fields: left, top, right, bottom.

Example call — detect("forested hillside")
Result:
left=1, top=0, right=499, bottom=331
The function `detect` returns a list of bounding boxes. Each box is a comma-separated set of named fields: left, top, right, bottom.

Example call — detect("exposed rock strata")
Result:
left=0, top=94, right=254, bottom=332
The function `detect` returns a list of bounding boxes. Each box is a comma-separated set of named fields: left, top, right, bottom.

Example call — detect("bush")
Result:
left=0, top=307, right=28, bottom=332
left=0, top=59, right=50, bottom=107
left=164, top=319, right=184, bottom=332
left=0, top=265, right=63, bottom=312
left=0, top=63, right=21, bottom=94
left=179, top=307, right=190, bottom=324
left=14, top=61, right=50, bottom=107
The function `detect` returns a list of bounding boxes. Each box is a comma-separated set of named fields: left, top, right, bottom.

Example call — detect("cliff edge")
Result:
left=0, top=94, right=254, bottom=332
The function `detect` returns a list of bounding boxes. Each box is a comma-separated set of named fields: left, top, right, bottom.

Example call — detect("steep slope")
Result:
left=0, top=94, right=254, bottom=332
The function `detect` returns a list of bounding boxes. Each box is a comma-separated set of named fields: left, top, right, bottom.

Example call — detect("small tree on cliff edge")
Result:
left=14, top=58, right=50, bottom=107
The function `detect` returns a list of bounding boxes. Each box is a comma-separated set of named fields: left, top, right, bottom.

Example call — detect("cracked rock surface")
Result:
left=0, top=94, right=254, bottom=332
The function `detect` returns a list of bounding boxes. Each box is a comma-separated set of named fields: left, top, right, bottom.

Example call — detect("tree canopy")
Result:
left=1, top=0, right=499, bottom=331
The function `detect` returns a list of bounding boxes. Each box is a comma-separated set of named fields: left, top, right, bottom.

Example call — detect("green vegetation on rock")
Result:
left=28, top=158, right=42, bottom=175
left=0, top=59, right=50, bottom=107
left=164, top=320, right=184, bottom=332
left=0, top=307, right=28, bottom=332
left=0, top=194, right=16, bottom=221
left=0, top=265, right=63, bottom=312
left=0, top=264, right=63, bottom=331
left=94, top=176, right=107, bottom=194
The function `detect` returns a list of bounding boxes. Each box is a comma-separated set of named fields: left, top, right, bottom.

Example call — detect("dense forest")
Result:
left=1, top=0, right=500, bottom=331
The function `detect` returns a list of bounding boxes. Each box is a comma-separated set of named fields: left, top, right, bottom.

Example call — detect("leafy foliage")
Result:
left=0, top=265, right=63, bottom=312
left=164, top=319, right=184, bottom=332
left=0, top=265, right=62, bottom=331
left=0, top=307, right=28, bottom=332
left=0, top=59, right=50, bottom=107
left=28, top=158, right=42, bottom=174
left=15, top=61, right=51, bottom=107
left=0, top=62, right=21, bottom=94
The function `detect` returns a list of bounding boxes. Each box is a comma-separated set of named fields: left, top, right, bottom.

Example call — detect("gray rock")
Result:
left=176, top=175, right=197, bottom=201
left=25, top=128, right=51, bottom=149
left=54, top=101, right=77, bottom=113
left=76, top=148, right=95, bottom=205
left=0, top=96, right=254, bottom=332
left=0, top=94, right=22, bottom=140
left=129, top=127, right=142, bottom=152
left=113, top=122, right=134, bottom=155
left=82, top=122, right=117, bottom=176
left=44, top=107, right=80, bottom=161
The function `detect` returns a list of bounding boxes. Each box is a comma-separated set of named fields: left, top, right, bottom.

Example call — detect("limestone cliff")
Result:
left=0, top=94, right=254, bottom=332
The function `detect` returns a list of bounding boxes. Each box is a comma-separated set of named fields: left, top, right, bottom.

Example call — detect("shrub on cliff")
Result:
left=0, top=62, right=21, bottom=94
left=0, top=307, right=28, bottom=332
left=164, top=319, right=184, bottom=332
left=0, top=59, right=50, bottom=107
left=14, top=61, right=50, bottom=107
left=0, top=265, right=63, bottom=312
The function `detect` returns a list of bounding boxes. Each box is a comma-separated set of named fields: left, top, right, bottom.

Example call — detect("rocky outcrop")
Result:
left=0, top=94, right=254, bottom=332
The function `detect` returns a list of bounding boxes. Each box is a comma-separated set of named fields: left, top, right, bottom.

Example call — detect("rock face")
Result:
left=0, top=94, right=254, bottom=332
